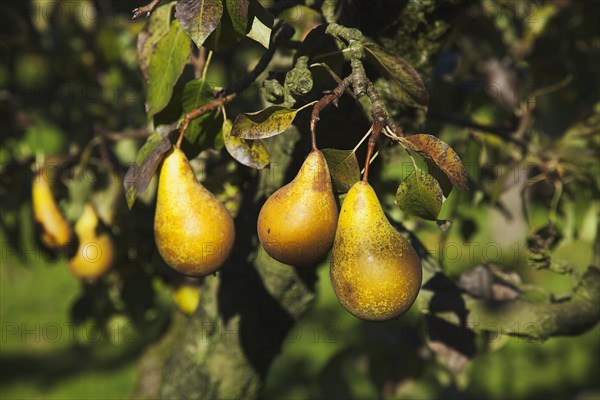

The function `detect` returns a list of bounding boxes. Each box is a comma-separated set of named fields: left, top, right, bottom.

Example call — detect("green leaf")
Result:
left=395, top=170, right=443, bottom=221
left=404, top=134, right=469, bottom=190
left=136, top=2, right=176, bottom=82
left=219, top=0, right=271, bottom=49
left=321, top=148, right=360, bottom=193
left=245, top=0, right=273, bottom=48
left=231, top=106, right=299, bottom=139
left=180, top=79, right=222, bottom=153
left=124, top=132, right=172, bottom=209
left=363, top=41, right=428, bottom=111
left=181, top=112, right=224, bottom=159
left=175, top=0, right=223, bottom=48
left=182, top=79, right=215, bottom=111
left=223, top=119, right=270, bottom=169
left=146, top=19, right=191, bottom=117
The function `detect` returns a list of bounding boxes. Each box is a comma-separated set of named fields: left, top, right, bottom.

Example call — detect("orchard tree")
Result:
left=2, top=0, right=599, bottom=399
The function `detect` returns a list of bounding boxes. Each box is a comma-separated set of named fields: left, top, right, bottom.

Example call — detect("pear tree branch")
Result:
left=318, top=24, right=405, bottom=181
left=132, top=0, right=162, bottom=19
left=176, top=21, right=294, bottom=147
left=419, top=267, right=600, bottom=341
left=310, top=76, right=352, bottom=151
left=387, top=216, right=600, bottom=342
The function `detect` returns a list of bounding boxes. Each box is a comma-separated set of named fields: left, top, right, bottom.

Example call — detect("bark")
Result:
left=419, top=267, right=600, bottom=341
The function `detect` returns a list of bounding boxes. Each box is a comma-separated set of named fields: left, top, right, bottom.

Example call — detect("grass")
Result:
left=0, top=240, right=139, bottom=400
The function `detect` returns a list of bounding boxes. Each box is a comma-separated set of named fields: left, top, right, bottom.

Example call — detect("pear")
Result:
left=330, top=181, right=422, bottom=321
left=69, top=203, right=114, bottom=280
left=257, top=149, right=338, bottom=266
left=154, top=148, right=235, bottom=276
left=173, top=284, right=200, bottom=315
left=32, top=169, right=72, bottom=249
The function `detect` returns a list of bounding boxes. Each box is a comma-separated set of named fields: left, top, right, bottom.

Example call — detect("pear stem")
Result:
left=362, top=142, right=374, bottom=182
left=361, top=110, right=385, bottom=181
left=360, top=141, right=389, bottom=176
left=310, top=76, right=352, bottom=151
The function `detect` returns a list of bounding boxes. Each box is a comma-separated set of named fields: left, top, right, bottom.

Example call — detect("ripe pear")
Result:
left=154, top=148, right=235, bottom=277
left=173, top=284, right=200, bottom=315
left=257, top=149, right=338, bottom=266
left=330, top=181, right=422, bottom=321
left=69, top=203, right=114, bottom=280
left=32, top=169, right=72, bottom=249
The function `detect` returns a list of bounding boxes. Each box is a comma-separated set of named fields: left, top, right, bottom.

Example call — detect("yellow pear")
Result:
left=69, top=203, right=114, bottom=280
left=32, top=169, right=72, bottom=249
left=330, top=181, right=422, bottom=321
left=173, top=284, right=200, bottom=315
left=154, top=148, right=235, bottom=276
left=257, top=149, right=338, bottom=266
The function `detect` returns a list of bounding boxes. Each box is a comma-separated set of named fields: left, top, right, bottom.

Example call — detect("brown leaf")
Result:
left=405, top=134, right=469, bottom=190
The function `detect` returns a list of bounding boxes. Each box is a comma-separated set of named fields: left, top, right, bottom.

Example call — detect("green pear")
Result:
left=331, top=181, right=422, bottom=321
left=257, top=149, right=338, bottom=266
left=154, top=148, right=235, bottom=277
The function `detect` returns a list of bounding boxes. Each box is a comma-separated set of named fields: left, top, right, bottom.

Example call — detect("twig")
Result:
left=80, top=129, right=153, bottom=169
left=362, top=108, right=385, bottom=181
left=176, top=21, right=293, bottom=147
left=420, top=266, right=600, bottom=341
left=310, top=76, right=352, bottom=151
left=384, top=114, right=404, bottom=137
left=348, top=63, right=386, bottom=181
left=176, top=94, right=237, bottom=148
left=132, top=0, right=162, bottom=19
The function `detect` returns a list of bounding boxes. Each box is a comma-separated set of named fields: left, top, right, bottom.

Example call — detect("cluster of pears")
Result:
left=256, top=149, right=422, bottom=321
left=154, top=147, right=235, bottom=277
left=32, top=169, right=114, bottom=280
